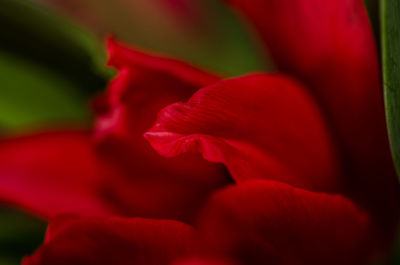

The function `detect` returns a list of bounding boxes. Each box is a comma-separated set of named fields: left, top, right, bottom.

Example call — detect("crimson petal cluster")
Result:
left=0, top=0, right=398, bottom=265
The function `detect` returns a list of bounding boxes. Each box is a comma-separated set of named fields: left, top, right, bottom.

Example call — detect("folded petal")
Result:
left=93, top=38, right=229, bottom=222
left=224, top=0, right=399, bottom=235
left=0, top=38, right=227, bottom=223
left=98, top=37, right=220, bottom=143
left=196, top=180, right=372, bottom=265
left=145, top=74, right=340, bottom=192
left=225, top=0, right=382, bottom=149
left=0, top=130, right=115, bottom=218
left=96, top=37, right=219, bottom=141
left=106, top=36, right=219, bottom=89
left=23, top=216, right=193, bottom=265
left=96, top=136, right=230, bottom=222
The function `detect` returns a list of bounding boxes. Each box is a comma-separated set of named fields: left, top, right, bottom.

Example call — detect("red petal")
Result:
left=145, top=74, right=340, bottom=192
left=224, top=0, right=399, bottom=235
left=98, top=37, right=219, bottom=144
left=93, top=38, right=229, bottom=222
left=106, top=37, right=219, bottom=87
left=0, top=128, right=224, bottom=222
left=96, top=37, right=219, bottom=141
left=0, top=130, right=115, bottom=218
left=96, top=137, right=230, bottom=222
left=197, top=180, right=372, bottom=265
left=23, top=216, right=193, bottom=265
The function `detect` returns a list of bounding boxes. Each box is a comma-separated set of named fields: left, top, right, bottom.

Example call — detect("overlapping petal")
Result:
left=106, top=37, right=219, bottom=86
left=0, top=126, right=223, bottom=221
left=95, top=136, right=229, bottom=222
left=196, top=180, right=371, bottom=265
left=96, top=37, right=220, bottom=141
left=224, top=0, right=399, bottom=234
left=145, top=74, right=340, bottom=192
left=0, top=127, right=228, bottom=222
left=224, top=0, right=384, bottom=160
left=0, top=130, right=115, bottom=218
left=93, top=38, right=230, bottom=222
left=0, top=40, right=230, bottom=223
left=23, top=216, right=193, bottom=265
left=226, top=0, right=396, bottom=187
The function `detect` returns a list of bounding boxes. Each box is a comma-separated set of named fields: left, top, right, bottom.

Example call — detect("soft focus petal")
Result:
left=0, top=130, right=115, bottom=218
left=145, top=74, right=340, bottom=192
left=0, top=39, right=228, bottom=222
left=93, top=39, right=229, bottom=222
left=96, top=137, right=230, bottom=222
left=97, top=37, right=219, bottom=142
left=23, top=216, right=193, bottom=265
left=224, top=0, right=399, bottom=229
left=106, top=37, right=219, bottom=86
left=196, top=180, right=372, bottom=265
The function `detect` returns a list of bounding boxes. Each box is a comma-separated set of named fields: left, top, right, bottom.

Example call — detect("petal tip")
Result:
left=105, top=35, right=122, bottom=68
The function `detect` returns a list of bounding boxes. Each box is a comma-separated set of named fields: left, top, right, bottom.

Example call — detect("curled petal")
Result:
left=23, top=216, right=193, bottom=265
left=197, top=180, right=371, bottom=265
left=0, top=128, right=226, bottom=223
left=145, top=74, right=340, bottom=192
left=96, top=136, right=229, bottom=222
left=96, top=37, right=220, bottom=141
left=224, top=0, right=384, bottom=163
left=0, top=39, right=229, bottom=221
left=106, top=37, right=219, bottom=86
left=93, top=38, right=229, bottom=222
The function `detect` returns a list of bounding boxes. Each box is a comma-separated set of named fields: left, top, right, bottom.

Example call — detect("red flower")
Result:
left=0, top=0, right=398, bottom=264
left=0, top=38, right=229, bottom=223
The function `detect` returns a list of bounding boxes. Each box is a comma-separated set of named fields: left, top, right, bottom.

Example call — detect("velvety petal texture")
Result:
left=92, top=38, right=230, bottom=222
left=0, top=2, right=394, bottom=263
left=224, top=0, right=399, bottom=226
left=145, top=74, right=340, bottom=192
left=96, top=37, right=219, bottom=141
left=96, top=137, right=229, bottom=222
left=224, top=0, right=385, bottom=168
left=23, top=216, right=193, bottom=265
left=196, top=180, right=371, bottom=265
left=0, top=130, right=115, bottom=218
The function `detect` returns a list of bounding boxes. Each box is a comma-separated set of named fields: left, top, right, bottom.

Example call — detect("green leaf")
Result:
left=381, top=0, right=400, bottom=179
